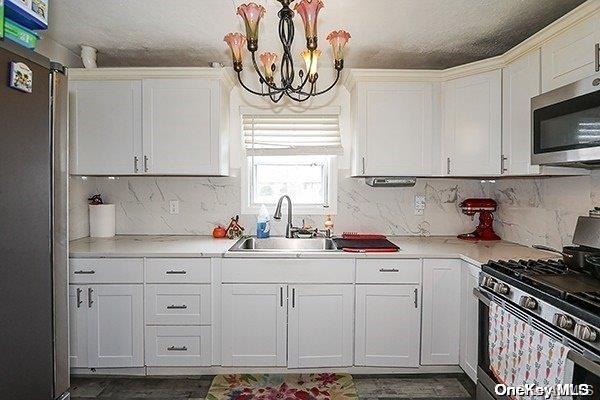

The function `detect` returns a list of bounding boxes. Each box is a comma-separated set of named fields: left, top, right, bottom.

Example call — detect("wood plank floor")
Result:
left=70, top=373, right=476, bottom=399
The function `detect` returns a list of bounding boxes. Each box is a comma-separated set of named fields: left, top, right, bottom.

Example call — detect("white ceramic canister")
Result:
left=89, top=204, right=116, bottom=237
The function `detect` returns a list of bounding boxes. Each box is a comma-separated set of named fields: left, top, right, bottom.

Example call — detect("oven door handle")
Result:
left=473, top=287, right=491, bottom=306
left=567, top=350, right=600, bottom=376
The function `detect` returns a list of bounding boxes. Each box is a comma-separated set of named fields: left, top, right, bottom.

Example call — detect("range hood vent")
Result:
left=365, top=177, right=417, bottom=187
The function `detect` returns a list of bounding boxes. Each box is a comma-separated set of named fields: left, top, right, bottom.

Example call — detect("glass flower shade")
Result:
left=237, top=2, right=266, bottom=51
left=326, top=30, right=351, bottom=70
left=294, top=0, right=324, bottom=51
left=224, top=33, right=247, bottom=72
left=301, top=49, right=321, bottom=82
left=259, top=52, right=278, bottom=82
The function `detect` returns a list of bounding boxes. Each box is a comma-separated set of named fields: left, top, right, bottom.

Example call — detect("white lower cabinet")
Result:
left=145, top=326, right=212, bottom=367
left=221, top=284, right=287, bottom=367
left=460, top=262, right=481, bottom=382
left=145, top=284, right=211, bottom=325
left=69, top=284, right=144, bottom=368
left=421, top=259, right=461, bottom=365
left=355, top=285, right=421, bottom=367
left=288, top=284, right=354, bottom=368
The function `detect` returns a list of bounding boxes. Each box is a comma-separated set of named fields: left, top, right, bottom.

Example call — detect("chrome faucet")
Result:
left=273, top=195, right=296, bottom=238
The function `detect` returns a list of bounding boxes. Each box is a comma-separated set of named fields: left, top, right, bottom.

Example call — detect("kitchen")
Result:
left=2, top=1, right=600, bottom=399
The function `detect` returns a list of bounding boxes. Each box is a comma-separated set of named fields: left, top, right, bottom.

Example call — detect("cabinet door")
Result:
left=460, top=262, right=480, bottom=382
left=221, top=284, right=287, bottom=367
left=502, top=50, right=542, bottom=176
left=70, top=80, right=142, bottom=175
left=142, top=79, right=220, bottom=175
left=541, top=14, right=600, bottom=92
left=442, top=70, right=502, bottom=176
left=68, top=285, right=88, bottom=368
left=87, top=285, right=144, bottom=368
left=355, top=285, right=420, bottom=367
left=421, top=259, right=461, bottom=365
left=357, top=82, right=434, bottom=176
left=288, top=284, right=354, bottom=368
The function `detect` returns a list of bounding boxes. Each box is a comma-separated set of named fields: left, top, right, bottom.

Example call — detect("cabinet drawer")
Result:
left=356, top=259, right=421, bottom=283
left=69, top=258, right=143, bottom=284
left=145, top=326, right=211, bottom=366
left=146, top=284, right=211, bottom=325
left=146, top=258, right=211, bottom=283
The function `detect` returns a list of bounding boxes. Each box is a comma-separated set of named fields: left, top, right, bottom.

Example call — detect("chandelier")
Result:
left=224, top=0, right=351, bottom=103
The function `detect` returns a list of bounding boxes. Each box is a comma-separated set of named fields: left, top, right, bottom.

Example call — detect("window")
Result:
left=241, top=112, right=341, bottom=214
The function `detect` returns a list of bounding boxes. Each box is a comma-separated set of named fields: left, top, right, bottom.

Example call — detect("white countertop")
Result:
left=69, top=235, right=556, bottom=265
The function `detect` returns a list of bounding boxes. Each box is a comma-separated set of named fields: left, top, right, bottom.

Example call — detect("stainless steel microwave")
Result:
left=532, top=74, right=600, bottom=167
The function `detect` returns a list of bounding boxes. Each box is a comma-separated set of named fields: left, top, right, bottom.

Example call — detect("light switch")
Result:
left=169, top=200, right=180, bottom=215
left=414, top=195, right=426, bottom=215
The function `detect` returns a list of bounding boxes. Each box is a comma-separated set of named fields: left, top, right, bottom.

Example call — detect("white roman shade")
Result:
left=242, top=114, right=343, bottom=156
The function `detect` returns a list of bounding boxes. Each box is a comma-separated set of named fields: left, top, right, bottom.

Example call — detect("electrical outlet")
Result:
left=414, top=195, right=426, bottom=216
left=169, top=200, right=179, bottom=215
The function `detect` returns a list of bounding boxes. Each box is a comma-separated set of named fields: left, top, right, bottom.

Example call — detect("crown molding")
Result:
left=345, top=0, right=600, bottom=90
left=68, top=67, right=235, bottom=88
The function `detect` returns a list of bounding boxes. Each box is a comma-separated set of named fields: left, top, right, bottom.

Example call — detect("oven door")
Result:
left=473, top=288, right=600, bottom=400
left=531, top=74, right=600, bottom=166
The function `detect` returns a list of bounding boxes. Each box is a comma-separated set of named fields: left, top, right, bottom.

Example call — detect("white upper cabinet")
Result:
left=421, top=259, right=461, bottom=366
left=541, top=13, right=600, bottom=92
left=287, top=284, right=354, bottom=368
left=442, top=70, right=502, bottom=176
left=349, top=80, right=435, bottom=176
left=70, top=80, right=142, bottom=175
left=69, top=69, right=231, bottom=176
left=502, top=50, right=542, bottom=175
left=142, top=79, right=226, bottom=175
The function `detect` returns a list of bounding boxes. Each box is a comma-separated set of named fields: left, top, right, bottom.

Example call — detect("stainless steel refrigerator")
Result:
left=0, top=39, right=69, bottom=400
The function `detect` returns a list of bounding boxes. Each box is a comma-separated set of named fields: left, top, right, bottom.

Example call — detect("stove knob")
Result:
left=553, top=314, right=575, bottom=330
left=574, top=324, right=598, bottom=342
left=495, top=283, right=510, bottom=295
left=482, top=276, right=497, bottom=289
left=519, top=296, right=538, bottom=310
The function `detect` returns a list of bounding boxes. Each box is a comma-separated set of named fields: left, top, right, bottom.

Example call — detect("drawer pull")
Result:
left=166, top=304, right=187, bottom=310
left=166, top=270, right=187, bottom=275
left=379, top=268, right=399, bottom=273
left=74, top=270, right=96, bottom=274
left=167, top=346, right=188, bottom=351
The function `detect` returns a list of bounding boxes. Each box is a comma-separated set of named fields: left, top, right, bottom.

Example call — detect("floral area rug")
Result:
left=205, top=373, right=359, bottom=400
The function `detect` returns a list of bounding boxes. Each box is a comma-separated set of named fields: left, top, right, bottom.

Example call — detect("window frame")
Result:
left=241, top=154, right=338, bottom=215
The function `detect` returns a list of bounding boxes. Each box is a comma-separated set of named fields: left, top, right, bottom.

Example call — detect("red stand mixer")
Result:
left=457, top=198, right=500, bottom=241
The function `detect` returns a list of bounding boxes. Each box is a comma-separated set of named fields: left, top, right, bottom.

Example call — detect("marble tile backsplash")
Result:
left=69, top=171, right=493, bottom=240
left=69, top=171, right=600, bottom=249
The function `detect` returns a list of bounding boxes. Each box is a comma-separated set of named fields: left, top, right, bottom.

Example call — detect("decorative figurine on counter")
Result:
left=88, top=194, right=104, bottom=205
left=226, top=215, right=245, bottom=239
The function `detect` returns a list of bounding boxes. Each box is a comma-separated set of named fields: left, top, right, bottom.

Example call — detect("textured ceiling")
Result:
left=46, top=0, right=586, bottom=69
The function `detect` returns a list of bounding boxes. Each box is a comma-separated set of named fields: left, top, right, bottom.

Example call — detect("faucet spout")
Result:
left=274, top=195, right=294, bottom=238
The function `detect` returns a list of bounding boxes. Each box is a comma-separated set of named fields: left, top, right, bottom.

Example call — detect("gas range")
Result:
left=481, top=259, right=600, bottom=354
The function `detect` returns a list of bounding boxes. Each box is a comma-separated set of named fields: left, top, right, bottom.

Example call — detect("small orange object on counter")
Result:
left=212, top=225, right=227, bottom=238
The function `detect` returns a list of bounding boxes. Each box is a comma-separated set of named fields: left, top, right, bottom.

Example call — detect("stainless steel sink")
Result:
left=229, top=237, right=339, bottom=252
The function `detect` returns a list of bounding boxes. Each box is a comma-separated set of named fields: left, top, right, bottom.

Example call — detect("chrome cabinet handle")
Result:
left=88, top=288, right=94, bottom=308
left=595, top=43, right=600, bottom=72
left=447, top=157, right=451, bottom=174
left=144, top=155, right=149, bottom=172
left=166, top=270, right=187, bottom=275
left=166, top=304, right=187, bottom=310
left=501, top=155, right=508, bottom=173
left=379, top=268, right=399, bottom=273
left=414, top=288, right=419, bottom=309
left=167, top=346, right=188, bottom=351
left=134, top=156, right=139, bottom=173
left=74, top=270, right=95, bottom=274
left=362, top=157, right=366, bottom=175
left=76, top=288, right=83, bottom=308
left=292, top=288, right=296, bottom=308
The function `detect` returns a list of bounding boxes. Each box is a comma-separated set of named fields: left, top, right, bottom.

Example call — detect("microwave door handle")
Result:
left=473, top=288, right=491, bottom=306
left=567, top=350, right=600, bottom=376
